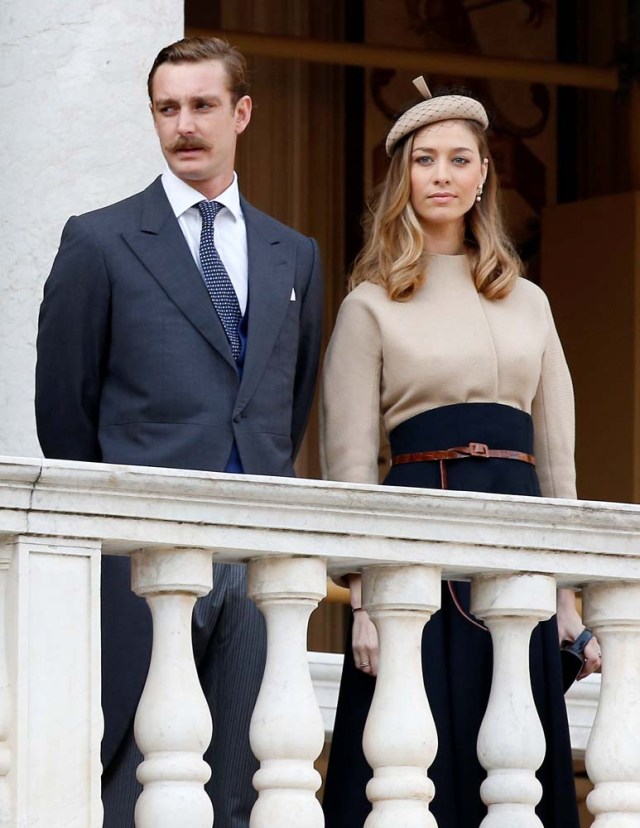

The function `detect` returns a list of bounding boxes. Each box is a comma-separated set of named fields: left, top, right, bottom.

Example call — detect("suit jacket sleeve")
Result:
left=35, top=216, right=111, bottom=461
left=291, top=236, right=323, bottom=458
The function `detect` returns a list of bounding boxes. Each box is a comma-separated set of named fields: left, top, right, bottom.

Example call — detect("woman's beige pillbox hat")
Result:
left=385, top=76, right=489, bottom=156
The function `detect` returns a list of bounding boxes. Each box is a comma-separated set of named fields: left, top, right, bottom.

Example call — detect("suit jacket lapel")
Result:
left=237, top=199, right=294, bottom=407
left=121, top=178, right=236, bottom=370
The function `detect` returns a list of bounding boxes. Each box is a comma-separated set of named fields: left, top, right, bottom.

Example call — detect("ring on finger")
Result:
left=360, top=661, right=370, bottom=668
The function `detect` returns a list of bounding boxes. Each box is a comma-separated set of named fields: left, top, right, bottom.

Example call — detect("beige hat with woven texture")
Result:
left=385, top=77, right=489, bottom=157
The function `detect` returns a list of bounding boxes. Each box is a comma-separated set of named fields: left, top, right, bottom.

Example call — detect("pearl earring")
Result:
left=476, top=185, right=483, bottom=203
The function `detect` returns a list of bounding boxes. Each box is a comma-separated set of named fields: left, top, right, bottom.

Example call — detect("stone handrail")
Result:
left=0, top=456, right=639, bottom=827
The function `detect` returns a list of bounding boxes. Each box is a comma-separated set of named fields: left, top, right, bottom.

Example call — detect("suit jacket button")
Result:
left=233, top=414, right=241, bottom=423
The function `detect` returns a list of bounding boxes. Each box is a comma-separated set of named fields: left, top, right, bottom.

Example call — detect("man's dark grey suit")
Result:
left=35, top=176, right=323, bottom=826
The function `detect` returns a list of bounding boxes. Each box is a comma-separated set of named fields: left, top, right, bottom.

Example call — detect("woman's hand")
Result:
left=348, top=574, right=379, bottom=676
left=352, top=608, right=379, bottom=676
left=557, top=588, right=601, bottom=680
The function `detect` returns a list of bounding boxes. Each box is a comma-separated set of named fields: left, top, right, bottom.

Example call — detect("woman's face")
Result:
left=409, top=119, right=488, bottom=231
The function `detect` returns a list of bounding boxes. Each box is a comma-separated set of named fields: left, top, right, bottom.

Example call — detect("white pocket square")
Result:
left=290, top=287, right=296, bottom=301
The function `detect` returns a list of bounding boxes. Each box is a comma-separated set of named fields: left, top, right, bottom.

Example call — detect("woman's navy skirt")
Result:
left=322, top=403, right=579, bottom=828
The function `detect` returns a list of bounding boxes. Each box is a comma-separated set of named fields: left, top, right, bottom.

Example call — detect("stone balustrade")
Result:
left=0, top=456, right=639, bottom=827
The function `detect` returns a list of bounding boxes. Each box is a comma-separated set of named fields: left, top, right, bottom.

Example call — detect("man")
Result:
left=35, top=36, right=323, bottom=827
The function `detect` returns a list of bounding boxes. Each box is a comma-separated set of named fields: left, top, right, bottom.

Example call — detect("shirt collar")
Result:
left=161, top=166, right=242, bottom=221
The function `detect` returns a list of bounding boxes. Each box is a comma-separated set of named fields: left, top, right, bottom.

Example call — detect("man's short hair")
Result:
left=147, top=35, right=250, bottom=104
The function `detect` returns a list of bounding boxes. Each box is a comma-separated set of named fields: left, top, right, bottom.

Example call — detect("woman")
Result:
left=321, top=79, right=601, bottom=828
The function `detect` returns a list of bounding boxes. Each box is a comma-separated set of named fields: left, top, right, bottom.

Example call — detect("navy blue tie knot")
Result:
left=197, top=200, right=242, bottom=360
left=199, top=199, right=224, bottom=224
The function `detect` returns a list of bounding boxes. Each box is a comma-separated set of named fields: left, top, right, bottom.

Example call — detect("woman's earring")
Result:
left=476, top=185, right=483, bottom=203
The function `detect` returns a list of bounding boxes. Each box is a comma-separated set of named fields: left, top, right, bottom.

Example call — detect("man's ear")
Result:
left=234, top=95, right=252, bottom=135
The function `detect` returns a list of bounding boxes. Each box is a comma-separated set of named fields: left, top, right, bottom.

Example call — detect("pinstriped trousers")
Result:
left=101, top=562, right=267, bottom=828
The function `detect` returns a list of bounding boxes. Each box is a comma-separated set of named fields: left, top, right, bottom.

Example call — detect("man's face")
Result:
left=150, top=59, right=251, bottom=195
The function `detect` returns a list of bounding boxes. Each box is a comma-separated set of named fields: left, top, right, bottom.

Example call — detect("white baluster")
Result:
left=471, top=573, right=556, bottom=828
left=583, top=581, right=640, bottom=827
left=361, top=564, right=442, bottom=828
left=0, top=549, right=11, bottom=823
left=247, top=556, right=326, bottom=828
left=131, top=547, right=214, bottom=828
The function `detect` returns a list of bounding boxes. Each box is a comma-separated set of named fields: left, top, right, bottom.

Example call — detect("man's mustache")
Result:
left=168, top=137, right=212, bottom=152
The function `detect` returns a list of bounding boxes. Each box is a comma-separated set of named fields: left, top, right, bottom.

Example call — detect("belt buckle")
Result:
left=468, top=442, right=489, bottom=458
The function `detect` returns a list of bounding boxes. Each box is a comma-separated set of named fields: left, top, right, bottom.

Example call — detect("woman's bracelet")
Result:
left=351, top=606, right=365, bottom=614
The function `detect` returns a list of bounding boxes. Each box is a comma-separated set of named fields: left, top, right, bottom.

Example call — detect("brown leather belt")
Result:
left=392, top=442, right=535, bottom=490
left=392, top=441, right=536, bottom=632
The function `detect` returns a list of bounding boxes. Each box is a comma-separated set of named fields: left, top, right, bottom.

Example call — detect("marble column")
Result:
left=583, top=581, right=640, bottom=826
left=132, top=547, right=215, bottom=828
left=248, top=556, right=327, bottom=828
left=361, top=564, right=442, bottom=828
left=0, top=0, right=183, bottom=457
left=471, top=573, right=557, bottom=828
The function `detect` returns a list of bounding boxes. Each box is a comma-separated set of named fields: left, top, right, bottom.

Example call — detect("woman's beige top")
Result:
left=321, top=254, right=576, bottom=499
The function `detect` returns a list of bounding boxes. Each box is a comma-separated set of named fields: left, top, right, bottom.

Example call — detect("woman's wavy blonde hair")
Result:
left=349, top=118, right=522, bottom=301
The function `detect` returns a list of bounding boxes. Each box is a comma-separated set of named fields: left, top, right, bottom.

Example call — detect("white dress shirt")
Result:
left=161, top=167, right=249, bottom=315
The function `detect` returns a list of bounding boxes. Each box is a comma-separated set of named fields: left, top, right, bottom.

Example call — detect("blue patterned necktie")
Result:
left=197, top=200, right=242, bottom=360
